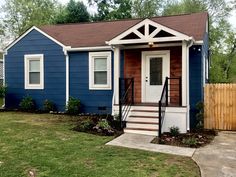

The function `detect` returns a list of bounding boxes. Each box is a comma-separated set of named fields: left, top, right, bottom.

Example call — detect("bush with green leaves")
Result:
left=0, top=86, right=7, bottom=98
left=43, top=99, right=55, bottom=112
left=169, top=126, right=180, bottom=136
left=19, top=96, right=35, bottom=112
left=182, top=137, right=197, bottom=147
left=196, top=102, right=204, bottom=129
left=66, top=97, right=81, bottom=115
left=78, top=119, right=95, bottom=132
left=97, top=119, right=111, bottom=129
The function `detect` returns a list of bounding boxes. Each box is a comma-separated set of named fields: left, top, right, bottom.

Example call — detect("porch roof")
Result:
left=39, top=12, right=208, bottom=48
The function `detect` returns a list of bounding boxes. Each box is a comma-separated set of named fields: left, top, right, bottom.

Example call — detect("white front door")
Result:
left=142, top=51, right=170, bottom=103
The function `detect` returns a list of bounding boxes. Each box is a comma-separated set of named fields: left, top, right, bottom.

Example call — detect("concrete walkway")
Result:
left=193, top=131, right=236, bottom=177
left=106, top=133, right=196, bottom=157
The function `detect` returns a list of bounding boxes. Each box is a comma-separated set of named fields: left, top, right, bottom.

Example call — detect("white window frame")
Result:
left=89, top=52, right=112, bottom=90
left=24, top=54, right=44, bottom=89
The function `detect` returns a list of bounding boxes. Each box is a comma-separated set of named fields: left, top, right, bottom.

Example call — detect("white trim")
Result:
left=182, top=41, right=187, bottom=106
left=141, top=50, right=170, bottom=102
left=108, top=19, right=192, bottom=45
left=66, top=46, right=112, bottom=52
left=89, top=51, right=112, bottom=90
left=5, top=26, right=68, bottom=52
left=2, top=53, right=5, bottom=107
left=113, top=48, right=120, bottom=104
left=24, top=54, right=44, bottom=90
left=65, top=53, right=69, bottom=103
left=122, top=43, right=182, bottom=49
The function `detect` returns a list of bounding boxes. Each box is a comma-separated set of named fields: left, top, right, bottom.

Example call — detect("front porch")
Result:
left=109, top=19, right=192, bottom=136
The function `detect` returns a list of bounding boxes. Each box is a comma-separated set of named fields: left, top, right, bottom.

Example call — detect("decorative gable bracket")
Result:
left=107, top=19, right=194, bottom=46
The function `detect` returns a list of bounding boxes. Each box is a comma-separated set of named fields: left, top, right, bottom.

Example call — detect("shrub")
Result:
left=182, top=137, right=197, bottom=147
left=97, top=119, right=110, bottom=129
left=196, top=102, right=204, bottom=129
left=169, top=126, right=180, bottom=136
left=78, top=119, right=95, bottom=132
left=66, top=97, right=80, bottom=115
left=94, top=119, right=114, bottom=135
left=43, top=99, right=55, bottom=112
left=19, top=96, right=35, bottom=112
left=0, top=86, right=7, bottom=98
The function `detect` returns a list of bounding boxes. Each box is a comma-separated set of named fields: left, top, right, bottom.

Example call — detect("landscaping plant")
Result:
left=19, top=96, right=35, bottom=112
left=66, top=97, right=81, bottom=115
left=43, top=99, right=56, bottom=112
left=169, top=126, right=180, bottom=136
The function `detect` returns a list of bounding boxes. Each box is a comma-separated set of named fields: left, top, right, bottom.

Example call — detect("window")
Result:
left=150, top=57, right=162, bottom=85
left=24, top=54, right=44, bottom=89
left=89, top=52, right=111, bottom=90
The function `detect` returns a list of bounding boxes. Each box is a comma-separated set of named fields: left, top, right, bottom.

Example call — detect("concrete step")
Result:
left=130, top=110, right=159, bottom=117
left=124, top=128, right=158, bottom=136
left=127, top=117, right=159, bottom=123
left=131, top=105, right=159, bottom=111
left=126, top=122, right=158, bottom=129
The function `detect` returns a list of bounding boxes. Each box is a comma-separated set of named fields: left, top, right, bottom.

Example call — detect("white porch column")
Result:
left=182, top=41, right=187, bottom=106
left=113, top=47, right=120, bottom=105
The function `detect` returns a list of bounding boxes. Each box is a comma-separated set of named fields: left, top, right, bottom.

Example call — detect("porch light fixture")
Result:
left=148, top=42, right=154, bottom=48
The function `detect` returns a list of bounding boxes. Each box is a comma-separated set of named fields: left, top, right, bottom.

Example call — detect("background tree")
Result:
left=88, top=0, right=132, bottom=21
left=162, top=0, right=236, bottom=83
left=55, top=0, right=90, bottom=24
left=2, top=0, right=59, bottom=38
left=132, top=0, right=162, bottom=18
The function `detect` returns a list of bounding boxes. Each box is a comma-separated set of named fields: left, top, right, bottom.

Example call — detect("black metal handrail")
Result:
left=119, top=78, right=134, bottom=129
left=158, top=77, right=182, bottom=137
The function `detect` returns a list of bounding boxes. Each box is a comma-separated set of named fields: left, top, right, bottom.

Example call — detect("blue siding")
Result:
left=189, top=31, right=209, bottom=128
left=69, top=51, right=113, bottom=114
left=5, top=29, right=66, bottom=111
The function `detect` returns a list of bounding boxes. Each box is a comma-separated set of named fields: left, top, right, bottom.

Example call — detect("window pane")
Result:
left=29, top=72, right=40, bottom=84
left=29, top=60, right=40, bottom=72
left=94, top=71, right=107, bottom=84
left=150, top=57, right=162, bottom=85
left=94, top=58, right=107, bottom=71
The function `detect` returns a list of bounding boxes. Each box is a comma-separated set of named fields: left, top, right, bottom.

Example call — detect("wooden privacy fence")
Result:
left=204, top=84, right=236, bottom=130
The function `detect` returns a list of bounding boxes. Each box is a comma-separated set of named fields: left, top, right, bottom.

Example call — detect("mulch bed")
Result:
left=151, top=129, right=217, bottom=148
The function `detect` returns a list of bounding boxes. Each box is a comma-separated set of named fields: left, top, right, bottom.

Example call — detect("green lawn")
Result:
left=0, top=112, right=200, bottom=177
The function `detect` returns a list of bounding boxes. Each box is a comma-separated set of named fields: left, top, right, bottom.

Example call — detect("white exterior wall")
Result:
left=162, top=107, right=188, bottom=133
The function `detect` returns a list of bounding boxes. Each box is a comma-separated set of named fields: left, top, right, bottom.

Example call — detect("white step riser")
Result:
left=127, top=118, right=159, bottom=123
left=124, top=129, right=158, bottom=136
left=130, top=111, right=158, bottom=117
left=126, top=123, right=159, bottom=129
left=131, top=106, right=159, bottom=111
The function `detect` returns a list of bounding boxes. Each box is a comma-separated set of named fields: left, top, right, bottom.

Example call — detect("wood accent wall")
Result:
left=124, top=47, right=182, bottom=104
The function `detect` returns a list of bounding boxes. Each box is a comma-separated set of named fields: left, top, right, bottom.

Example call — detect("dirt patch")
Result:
left=151, top=130, right=217, bottom=148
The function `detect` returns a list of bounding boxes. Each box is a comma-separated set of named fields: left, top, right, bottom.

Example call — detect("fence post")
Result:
left=165, top=77, right=168, bottom=106
left=179, top=77, right=182, bottom=106
left=159, top=100, right=162, bottom=137
left=119, top=78, right=122, bottom=129
left=131, top=78, right=134, bottom=105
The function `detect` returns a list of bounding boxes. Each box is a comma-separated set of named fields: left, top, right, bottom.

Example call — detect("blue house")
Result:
left=4, top=12, right=209, bottom=136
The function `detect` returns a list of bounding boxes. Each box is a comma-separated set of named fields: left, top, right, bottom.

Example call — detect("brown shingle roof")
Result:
left=39, top=12, right=208, bottom=48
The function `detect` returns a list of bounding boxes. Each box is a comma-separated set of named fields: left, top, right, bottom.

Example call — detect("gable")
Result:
left=5, top=27, right=66, bottom=53
left=107, top=19, right=193, bottom=45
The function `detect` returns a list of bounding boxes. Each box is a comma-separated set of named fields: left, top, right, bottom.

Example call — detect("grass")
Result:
left=0, top=98, right=2, bottom=107
left=0, top=112, right=200, bottom=177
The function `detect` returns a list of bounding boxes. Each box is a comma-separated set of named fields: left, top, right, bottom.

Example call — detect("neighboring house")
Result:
left=0, top=51, right=3, bottom=86
left=4, top=12, right=209, bottom=136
